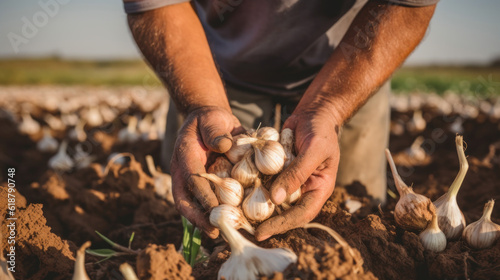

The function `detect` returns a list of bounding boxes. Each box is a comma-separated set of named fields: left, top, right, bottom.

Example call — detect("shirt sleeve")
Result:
left=123, top=0, right=191, bottom=14
left=379, top=0, right=439, bottom=7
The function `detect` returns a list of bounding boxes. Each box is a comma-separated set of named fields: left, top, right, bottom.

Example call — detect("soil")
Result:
left=1, top=87, right=500, bottom=280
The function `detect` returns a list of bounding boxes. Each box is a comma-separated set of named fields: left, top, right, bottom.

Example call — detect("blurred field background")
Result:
left=1, top=58, right=499, bottom=97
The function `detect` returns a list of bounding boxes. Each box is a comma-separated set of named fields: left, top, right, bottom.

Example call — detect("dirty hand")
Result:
left=255, top=107, right=341, bottom=241
left=171, top=106, right=242, bottom=239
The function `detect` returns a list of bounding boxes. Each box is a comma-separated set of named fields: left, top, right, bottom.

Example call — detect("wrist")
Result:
left=293, top=90, right=345, bottom=127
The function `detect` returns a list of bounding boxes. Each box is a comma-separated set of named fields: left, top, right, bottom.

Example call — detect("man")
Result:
left=124, top=0, right=437, bottom=241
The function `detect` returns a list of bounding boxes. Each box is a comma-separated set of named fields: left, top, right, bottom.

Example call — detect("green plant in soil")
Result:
left=86, top=231, right=139, bottom=263
left=181, top=216, right=207, bottom=266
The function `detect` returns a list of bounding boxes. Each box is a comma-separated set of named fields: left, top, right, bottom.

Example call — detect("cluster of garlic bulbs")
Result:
left=205, top=127, right=298, bottom=229
left=387, top=135, right=500, bottom=252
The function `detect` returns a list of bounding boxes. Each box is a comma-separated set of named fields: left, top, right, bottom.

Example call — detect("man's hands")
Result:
left=171, top=106, right=242, bottom=239
left=255, top=106, right=341, bottom=241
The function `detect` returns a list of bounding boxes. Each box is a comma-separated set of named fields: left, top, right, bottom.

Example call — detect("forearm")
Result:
left=127, top=3, right=230, bottom=115
left=296, top=1, right=436, bottom=124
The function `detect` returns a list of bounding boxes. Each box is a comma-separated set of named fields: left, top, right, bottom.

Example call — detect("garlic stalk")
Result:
left=433, top=135, right=467, bottom=240
left=37, top=127, right=59, bottom=153
left=256, top=127, right=280, bottom=141
left=72, top=241, right=91, bottom=280
left=18, top=112, right=40, bottom=135
left=210, top=204, right=255, bottom=235
left=242, top=178, right=275, bottom=222
left=463, top=200, right=500, bottom=249
left=251, top=140, right=285, bottom=175
left=226, top=134, right=257, bottom=164
left=138, top=114, right=153, bottom=134
left=386, top=149, right=435, bottom=231
left=69, top=120, right=87, bottom=142
left=197, top=173, right=244, bottom=206
left=405, top=136, right=426, bottom=161
left=419, top=212, right=447, bottom=252
left=407, top=110, right=426, bottom=133
left=48, top=140, right=75, bottom=172
left=146, top=155, right=174, bottom=204
left=118, top=116, right=140, bottom=144
left=231, top=150, right=259, bottom=187
left=217, top=218, right=296, bottom=280
left=119, top=263, right=139, bottom=280
left=280, top=128, right=295, bottom=168
left=207, top=156, right=233, bottom=178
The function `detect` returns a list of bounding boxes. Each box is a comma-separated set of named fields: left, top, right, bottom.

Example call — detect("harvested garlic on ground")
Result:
left=217, top=218, right=296, bottom=280
left=231, top=150, right=259, bottom=187
left=18, top=112, right=40, bottom=135
left=198, top=173, right=243, bottom=206
left=463, top=200, right=500, bottom=249
left=242, top=178, right=275, bottom=222
left=280, top=128, right=295, bottom=168
left=386, top=149, right=435, bottom=231
left=37, top=127, right=58, bottom=153
left=210, top=204, right=255, bottom=235
left=74, top=144, right=97, bottom=169
left=433, top=135, right=468, bottom=240
left=69, top=120, right=87, bottom=142
left=208, top=157, right=233, bottom=178
left=72, top=241, right=91, bottom=280
left=256, top=127, right=280, bottom=141
left=226, top=134, right=257, bottom=164
left=118, top=115, right=140, bottom=143
left=251, top=140, right=285, bottom=175
left=146, top=155, right=174, bottom=204
left=48, top=140, right=74, bottom=171
left=419, top=212, right=447, bottom=252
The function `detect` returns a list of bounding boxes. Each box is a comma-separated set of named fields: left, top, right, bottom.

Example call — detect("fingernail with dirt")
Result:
left=273, top=187, right=287, bottom=205
left=213, top=134, right=233, bottom=153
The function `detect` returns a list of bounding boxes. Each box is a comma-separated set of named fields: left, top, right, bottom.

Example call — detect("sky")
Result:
left=0, top=0, right=499, bottom=66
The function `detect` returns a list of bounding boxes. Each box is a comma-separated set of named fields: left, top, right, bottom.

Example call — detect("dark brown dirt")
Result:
left=1, top=94, right=500, bottom=279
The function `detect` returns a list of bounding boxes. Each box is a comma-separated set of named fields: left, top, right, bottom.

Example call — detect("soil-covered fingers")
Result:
left=198, top=107, right=238, bottom=153
left=270, top=140, right=328, bottom=205
left=254, top=187, right=332, bottom=241
left=172, top=173, right=219, bottom=238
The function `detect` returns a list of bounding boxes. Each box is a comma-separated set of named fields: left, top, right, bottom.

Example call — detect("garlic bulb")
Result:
left=405, top=136, right=426, bottom=161
left=73, top=144, right=97, bottom=169
left=210, top=204, right=255, bottom=235
left=231, top=150, right=259, bottom=187
left=72, top=241, right=91, bottom=280
left=37, top=127, right=58, bottom=153
left=118, top=116, right=140, bottom=143
left=18, top=112, right=40, bottom=135
left=433, top=135, right=467, bottom=240
left=217, top=218, right=296, bottom=280
left=386, top=149, right=435, bottom=231
left=252, top=140, right=285, bottom=175
left=207, top=157, right=233, bottom=178
left=48, top=140, right=74, bottom=171
left=280, top=128, right=295, bottom=168
left=146, top=155, right=174, bottom=204
left=242, top=179, right=275, bottom=222
left=44, top=114, right=65, bottom=131
left=419, top=212, right=447, bottom=252
left=256, top=127, right=280, bottom=141
left=83, top=106, right=103, bottom=127
left=69, top=120, right=87, bottom=142
left=407, top=110, right=426, bottom=133
left=198, top=173, right=243, bottom=207
left=226, top=134, right=257, bottom=164
left=99, top=104, right=117, bottom=123
left=138, top=114, right=153, bottom=135
left=463, top=200, right=500, bottom=249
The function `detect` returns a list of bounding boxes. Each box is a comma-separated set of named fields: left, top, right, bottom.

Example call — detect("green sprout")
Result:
left=86, top=231, right=139, bottom=263
left=181, top=216, right=207, bottom=266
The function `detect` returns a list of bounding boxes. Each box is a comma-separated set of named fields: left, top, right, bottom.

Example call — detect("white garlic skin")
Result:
left=242, top=179, right=275, bottom=222
left=208, top=157, right=233, bottom=178
left=419, top=213, right=447, bottom=252
left=210, top=204, right=255, bottom=235
left=280, top=128, right=295, bottom=168
left=256, top=127, right=280, bottom=141
left=48, top=140, right=74, bottom=172
left=37, top=127, right=58, bottom=153
left=463, top=200, right=500, bottom=249
left=199, top=173, right=244, bottom=207
left=231, top=152, right=259, bottom=187
left=72, top=241, right=91, bottom=280
left=433, top=196, right=466, bottom=240
left=252, top=140, right=285, bottom=175
left=217, top=219, right=296, bottom=280
left=286, top=187, right=301, bottom=204
left=225, top=134, right=256, bottom=164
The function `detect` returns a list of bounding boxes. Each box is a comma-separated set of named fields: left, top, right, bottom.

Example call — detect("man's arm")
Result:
left=127, top=3, right=229, bottom=115
left=128, top=3, right=241, bottom=238
left=256, top=1, right=436, bottom=240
